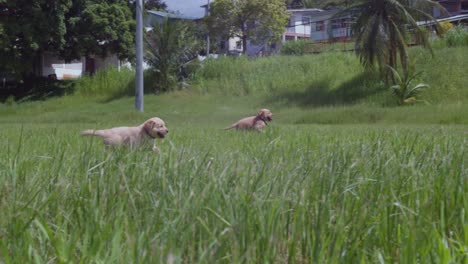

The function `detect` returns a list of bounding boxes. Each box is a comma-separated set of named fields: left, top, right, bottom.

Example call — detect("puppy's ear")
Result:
left=257, top=109, right=266, bottom=118
left=144, top=120, right=156, bottom=131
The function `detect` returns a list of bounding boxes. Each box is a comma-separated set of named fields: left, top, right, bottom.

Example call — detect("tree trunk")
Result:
left=242, top=35, right=248, bottom=55
left=241, top=22, right=248, bottom=55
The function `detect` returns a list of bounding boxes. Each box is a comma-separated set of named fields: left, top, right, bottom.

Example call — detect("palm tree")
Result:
left=335, top=0, right=443, bottom=82
left=145, top=19, right=202, bottom=92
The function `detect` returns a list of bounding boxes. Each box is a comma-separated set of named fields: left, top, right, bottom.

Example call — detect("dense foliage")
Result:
left=62, top=0, right=135, bottom=61
left=0, top=0, right=136, bottom=76
left=0, top=0, right=72, bottom=74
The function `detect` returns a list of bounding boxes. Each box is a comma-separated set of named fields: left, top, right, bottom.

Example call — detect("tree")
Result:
left=0, top=0, right=72, bottom=74
left=145, top=19, right=202, bottom=92
left=61, top=0, right=135, bottom=62
left=0, top=0, right=135, bottom=77
left=205, top=0, right=289, bottom=54
left=144, top=0, right=166, bottom=10
left=337, top=0, right=442, bottom=81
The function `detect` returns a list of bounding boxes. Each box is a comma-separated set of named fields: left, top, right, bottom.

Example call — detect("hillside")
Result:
left=0, top=46, right=467, bottom=125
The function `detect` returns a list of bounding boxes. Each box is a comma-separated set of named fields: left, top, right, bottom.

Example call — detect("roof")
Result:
left=417, top=14, right=468, bottom=25
left=147, top=10, right=201, bottom=20
left=287, top=8, right=323, bottom=13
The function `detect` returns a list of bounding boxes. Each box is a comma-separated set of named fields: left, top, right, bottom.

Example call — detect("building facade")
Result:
left=433, top=0, right=468, bottom=18
left=283, top=8, right=323, bottom=41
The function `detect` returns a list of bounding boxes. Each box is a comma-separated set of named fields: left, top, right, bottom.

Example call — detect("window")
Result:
left=331, top=19, right=340, bottom=30
left=341, top=19, right=348, bottom=28
left=315, top=21, right=324, bottom=31
left=462, top=2, right=468, bottom=10
left=236, top=40, right=242, bottom=50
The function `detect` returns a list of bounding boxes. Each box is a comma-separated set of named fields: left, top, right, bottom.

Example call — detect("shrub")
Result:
left=280, top=39, right=311, bottom=55
left=75, top=67, right=134, bottom=100
left=444, top=26, right=468, bottom=47
left=387, top=66, right=429, bottom=105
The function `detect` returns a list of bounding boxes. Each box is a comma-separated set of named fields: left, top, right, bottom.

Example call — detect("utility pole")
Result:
left=206, top=0, right=210, bottom=56
left=135, top=0, right=144, bottom=112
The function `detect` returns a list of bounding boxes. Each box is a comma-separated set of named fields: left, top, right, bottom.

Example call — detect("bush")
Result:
left=444, top=26, right=468, bottom=47
left=75, top=67, right=134, bottom=100
left=387, top=66, right=429, bottom=105
left=280, top=39, right=312, bottom=55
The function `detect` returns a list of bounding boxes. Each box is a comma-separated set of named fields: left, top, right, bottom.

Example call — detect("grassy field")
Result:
left=0, top=46, right=467, bottom=263
left=1, top=95, right=467, bottom=263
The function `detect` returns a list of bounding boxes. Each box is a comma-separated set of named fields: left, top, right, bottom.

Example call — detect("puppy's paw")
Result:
left=152, top=146, right=160, bottom=153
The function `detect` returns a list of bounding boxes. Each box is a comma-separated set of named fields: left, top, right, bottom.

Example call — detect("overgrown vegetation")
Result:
left=280, top=39, right=354, bottom=55
left=8, top=43, right=465, bottom=110
left=192, top=46, right=468, bottom=106
left=280, top=39, right=311, bottom=55
left=444, top=26, right=468, bottom=47
left=74, top=67, right=135, bottom=101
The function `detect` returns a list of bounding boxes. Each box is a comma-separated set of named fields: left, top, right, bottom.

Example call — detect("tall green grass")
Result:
left=192, top=46, right=468, bottom=107
left=442, top=26, right=468, bottom=48
left=192, top=52, right=371, bottom=97
left=75, top=67, right=135, bottom=101
left=281, top=39, right=354, bottom=55
left=0, top=124, right=466, bottom=263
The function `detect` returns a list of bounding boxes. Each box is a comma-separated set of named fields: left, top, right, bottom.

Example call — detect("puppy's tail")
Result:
left=224, top=124, right=236, bottom=130
left=81, top=129, right=102, bottom=137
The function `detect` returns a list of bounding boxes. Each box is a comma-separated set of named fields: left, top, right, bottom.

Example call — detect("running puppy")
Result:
left=225, top=109, right=273, bottom=131
left=81, top=117, right=169, bottom=149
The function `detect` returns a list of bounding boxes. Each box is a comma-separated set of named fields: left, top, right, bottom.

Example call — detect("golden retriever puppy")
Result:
left=81, top=117, right=169, bottom=150
left=225, top=109, right=273, bottom=131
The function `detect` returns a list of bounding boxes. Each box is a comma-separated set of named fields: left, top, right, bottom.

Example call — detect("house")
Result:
left=307, top=9, right=353, bottom=42
left=282, top=8, right=323, bottom=41
left=283, top=8, right=353, bottom=42
left=40, top=53, right=123, bottom=80
left=202, top=4, right=354, bottom=56
left=433, top=0, right=468, bottom=18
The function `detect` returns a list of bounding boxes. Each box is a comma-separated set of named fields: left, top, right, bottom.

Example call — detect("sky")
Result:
left=165, top=0, right=207, bottom=18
